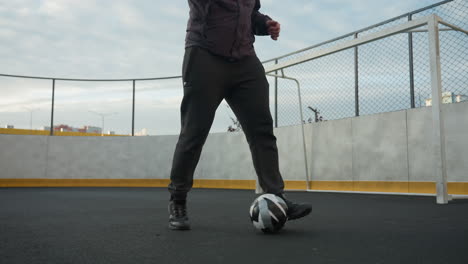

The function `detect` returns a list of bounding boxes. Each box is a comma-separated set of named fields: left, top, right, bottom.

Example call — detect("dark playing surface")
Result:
left=1, top=188, right=467, bottom=264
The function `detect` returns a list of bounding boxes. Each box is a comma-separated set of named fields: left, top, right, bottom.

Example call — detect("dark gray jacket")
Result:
left=186, top=0, right=271, bottom=60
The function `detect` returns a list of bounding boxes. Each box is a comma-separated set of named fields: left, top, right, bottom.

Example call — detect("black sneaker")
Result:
left=281, top=196, right=312, bottom=220
left=168, top=201, right=191, bottom=230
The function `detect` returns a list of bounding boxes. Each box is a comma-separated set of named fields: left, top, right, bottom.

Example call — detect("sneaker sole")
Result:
left=288, top=207, right=312, bottom=221
left=168, top=223, right=191, bottom=231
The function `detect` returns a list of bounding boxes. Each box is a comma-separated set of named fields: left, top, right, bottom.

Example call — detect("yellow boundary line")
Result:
left=1, top=179, right=467, bottom=195
left=0, top=128, right=126, bottom=137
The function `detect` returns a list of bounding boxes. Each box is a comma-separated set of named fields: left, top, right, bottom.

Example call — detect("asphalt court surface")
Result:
left=1, top=188, right=467, bottom=264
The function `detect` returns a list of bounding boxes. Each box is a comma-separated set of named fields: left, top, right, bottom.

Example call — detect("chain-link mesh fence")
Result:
left=0, top=77, right=52, bottom=131
left=1, top=0, right=466, bottom=134
left=0, top=76, right=183, bottom=136
left=269, top=0, right=467, bottom=127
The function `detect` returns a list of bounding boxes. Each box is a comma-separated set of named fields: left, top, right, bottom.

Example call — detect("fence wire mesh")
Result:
left=1, top=0, right=466, bottom=134
left=270, top=0, right=468, bottom=127
left=278, top=49, right=355, bottom=126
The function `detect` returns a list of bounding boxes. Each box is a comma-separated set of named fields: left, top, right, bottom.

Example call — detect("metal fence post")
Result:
left=132, top=80, right=136, bottom=136
left=408, top=14, right=416, bottom=108
left=50, top=79, right=55, bottom=136
left=354, top=33, right=360, bottom=117
left=274, top=59, right=278, bottom=127
left=428, top=15, right=448, bottom=204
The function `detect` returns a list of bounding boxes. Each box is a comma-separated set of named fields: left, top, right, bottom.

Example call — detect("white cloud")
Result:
left=38, top=0, right=65, bottom=16
left=17, top=7, right=33, bottom=17
left=160, top=4, right=188, bottom=19
left=291, top=3, right=319, bottom=16
left=260, top=0, right=274, bottom=7
left=113, top=3, right=148, bottom=29
left=0, top=0, right=450, bottom=134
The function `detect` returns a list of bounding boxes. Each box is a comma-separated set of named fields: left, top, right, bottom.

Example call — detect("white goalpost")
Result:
left=259, top=14, right=468, bottom=204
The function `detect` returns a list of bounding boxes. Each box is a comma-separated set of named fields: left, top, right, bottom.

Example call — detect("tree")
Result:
left=226, top=104, right=242, bottom=132
left=227, top=117, right=242, bottom=132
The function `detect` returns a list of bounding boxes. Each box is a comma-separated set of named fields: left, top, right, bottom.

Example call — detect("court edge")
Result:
left=1, top=179, right=467, bottom=195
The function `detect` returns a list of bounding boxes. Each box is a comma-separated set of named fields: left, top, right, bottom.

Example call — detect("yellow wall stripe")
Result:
left=409, top=182, right=436, bottom=194
left=284, top=181, right=308, bottom=190
left=448, top=182, right=468, bottom=195
left=310, top=181, right=354, bottom=191
left=192, top=179, right=256, bottom=190
left=1, top=179, right=467, bottom=195
left=0, top=128, right=49, bottom=136
left=309, top=181, right=439, bottom=194
left=0, top=128, right=126, bottom=137
left=354, top=181, right=409, bottom=193
left=0, top=179, right=171, bottom=187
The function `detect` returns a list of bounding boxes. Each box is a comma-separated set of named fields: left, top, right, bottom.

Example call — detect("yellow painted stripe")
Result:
left=310, top=181, right=354, bottom=191
left=0, top=128, right=49, bottom=136
left=448, top=182, right=468, bottom=195
left=309, top=181, right=439, bottom=194
left=0, top=179, right=171, bottom=187
left=313, top=180, right=468, bottom=194
left=193, top=179, right=256, bottom=190
left=409, top=182, right=436, bottom=194
left=54, top=131, right=127, bottom=137
left=0, top=179, right=306, bottom=190
left=354, top=181, right=409, bottom=193
left=0, top=128, right=127, bottom=137
left=1, top=179, right=467, bottom=195
left=284, top=181, right=308, bottom=190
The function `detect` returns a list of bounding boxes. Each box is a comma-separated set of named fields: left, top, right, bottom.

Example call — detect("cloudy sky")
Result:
left=0, top=0, right=444, bottom=135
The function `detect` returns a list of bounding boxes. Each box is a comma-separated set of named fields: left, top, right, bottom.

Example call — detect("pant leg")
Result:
left=224, top=56, right=284, bottom=194
left=168, top=47, right=227, bottom=200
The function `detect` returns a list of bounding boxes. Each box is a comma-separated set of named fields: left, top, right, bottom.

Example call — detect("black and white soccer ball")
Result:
left=249, top=194, right=288, bottom=233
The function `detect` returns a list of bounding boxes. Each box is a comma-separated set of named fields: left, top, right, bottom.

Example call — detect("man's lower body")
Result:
left=168, top=47, right=311, bottom=230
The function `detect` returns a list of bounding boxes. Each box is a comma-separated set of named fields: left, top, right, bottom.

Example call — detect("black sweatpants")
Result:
left=168, top=47, right=285, bottom=201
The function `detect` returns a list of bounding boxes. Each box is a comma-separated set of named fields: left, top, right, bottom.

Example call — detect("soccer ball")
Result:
left=249, top=194, right=288, bottom=233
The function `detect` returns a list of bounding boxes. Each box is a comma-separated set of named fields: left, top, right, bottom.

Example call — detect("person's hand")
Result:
left=266, top=20, right=281, bottom=40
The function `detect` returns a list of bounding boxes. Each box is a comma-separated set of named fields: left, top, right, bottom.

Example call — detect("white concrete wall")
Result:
left=199, top=131, right=254, bottom=180
left=444, top=102, right=468, bottom=182
left=406, top=103, right=468, bottom=182
left=407, top=106, right=434, bottom=182
left=351, top=111, right=409, bottom=182
left=0, top=135, right=49, bottom=178
left=1, top=102, right=467, bottom=183
left=309, top=119, right=353, bottom=182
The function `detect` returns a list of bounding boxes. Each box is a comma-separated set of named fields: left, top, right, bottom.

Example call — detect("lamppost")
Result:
left=88, top=110, right=117, bottom=136
left=23, top=107, right=39, bottom=130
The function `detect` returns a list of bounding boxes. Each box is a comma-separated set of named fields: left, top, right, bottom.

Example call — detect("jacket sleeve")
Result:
left=251, top=0, right=271, bottom=36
